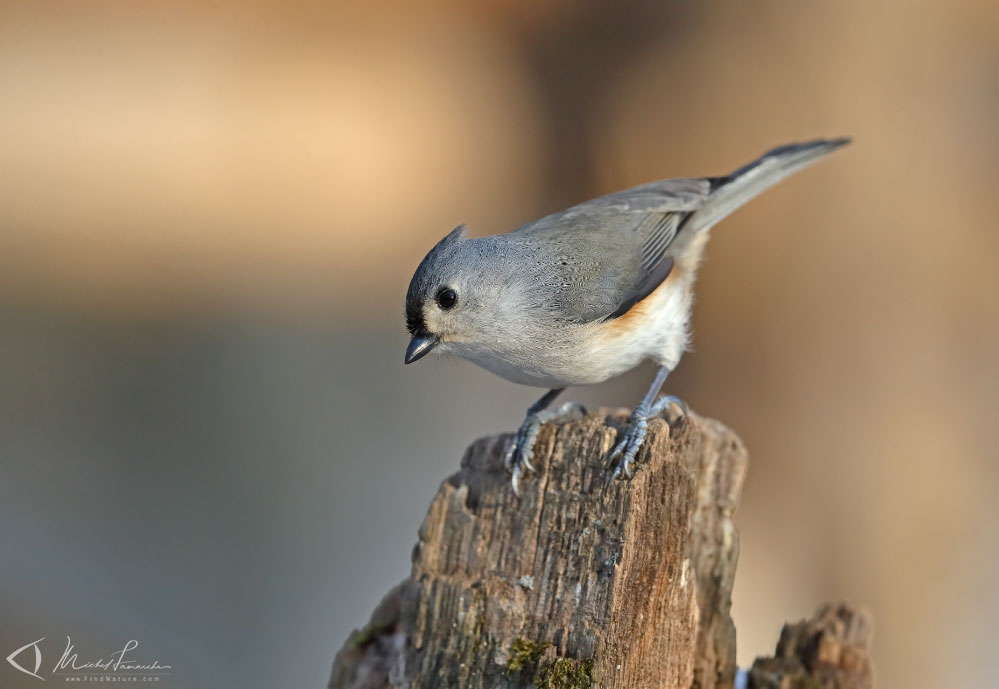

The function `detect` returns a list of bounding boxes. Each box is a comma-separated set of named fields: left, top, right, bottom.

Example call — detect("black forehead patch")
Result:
left=405, top=295, right=426, bottom=336
left=405, top=224, right=467, bottom=336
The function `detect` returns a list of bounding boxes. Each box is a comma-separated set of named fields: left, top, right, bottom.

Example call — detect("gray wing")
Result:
left=506, top=139, right=849, bottom=324
left=510, top=178, right=710, bottom=323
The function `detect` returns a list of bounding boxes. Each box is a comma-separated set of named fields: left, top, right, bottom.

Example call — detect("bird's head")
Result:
left=404, top=225, right=494, bottom=364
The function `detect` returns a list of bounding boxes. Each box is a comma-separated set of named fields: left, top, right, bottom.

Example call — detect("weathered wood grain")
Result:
left=329, top=409, right=749, bottom=689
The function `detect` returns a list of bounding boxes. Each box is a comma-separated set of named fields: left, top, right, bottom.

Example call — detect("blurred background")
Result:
left=1, top=1, right=996, bottom=688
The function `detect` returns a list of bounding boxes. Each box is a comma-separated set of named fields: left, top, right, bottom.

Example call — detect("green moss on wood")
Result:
left=536, top=657, right=595, bottom=689
left=506, top=638, right=550, bottom=674
left=505, top=639, right=594, bottom=688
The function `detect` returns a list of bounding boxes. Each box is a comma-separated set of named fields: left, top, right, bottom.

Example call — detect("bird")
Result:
left=404, top=138, right=850, bottom=493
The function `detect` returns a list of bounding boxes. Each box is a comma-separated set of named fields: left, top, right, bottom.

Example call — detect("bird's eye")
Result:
left=436, top=288, right=457, bottom=309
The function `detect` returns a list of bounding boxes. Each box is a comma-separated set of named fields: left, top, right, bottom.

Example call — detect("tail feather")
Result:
left=684, top=137, right=850, bottom=235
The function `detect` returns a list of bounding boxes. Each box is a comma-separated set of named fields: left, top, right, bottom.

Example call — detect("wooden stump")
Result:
left=329, top=409, right=749, bottom=689
left=747, top=603, right=874, bottom=689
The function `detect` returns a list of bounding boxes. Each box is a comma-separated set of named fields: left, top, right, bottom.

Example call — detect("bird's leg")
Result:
left=606, top=365, right=687, bottom=482
left=504, top=388, right=586, bottom=495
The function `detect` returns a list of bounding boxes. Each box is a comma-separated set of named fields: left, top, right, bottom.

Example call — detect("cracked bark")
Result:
left=329, top=409, right=749, bottom=689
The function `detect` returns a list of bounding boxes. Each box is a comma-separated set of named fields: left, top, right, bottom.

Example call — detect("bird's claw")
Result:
left=505, top=402, right=586, bottom=495
left=651, top=394, right=688, bottom=423
left=606, top=396, right=686, bottom=483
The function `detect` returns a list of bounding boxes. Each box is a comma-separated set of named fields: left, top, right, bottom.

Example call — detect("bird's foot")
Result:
left=504, top=402, right=587, bottom=495
left=606, top=395, right=687, bottom=483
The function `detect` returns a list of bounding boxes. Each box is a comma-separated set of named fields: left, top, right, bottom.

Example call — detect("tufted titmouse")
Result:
left=404, top=138, right=849, bottom=493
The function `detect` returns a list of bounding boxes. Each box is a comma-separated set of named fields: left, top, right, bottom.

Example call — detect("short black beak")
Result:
left=405, top=334, right=438, bottom=364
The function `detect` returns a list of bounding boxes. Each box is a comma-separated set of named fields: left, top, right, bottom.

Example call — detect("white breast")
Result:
left=446, top=276, right=694, bottom=389
left=583, top=276, right=693, bottom=378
